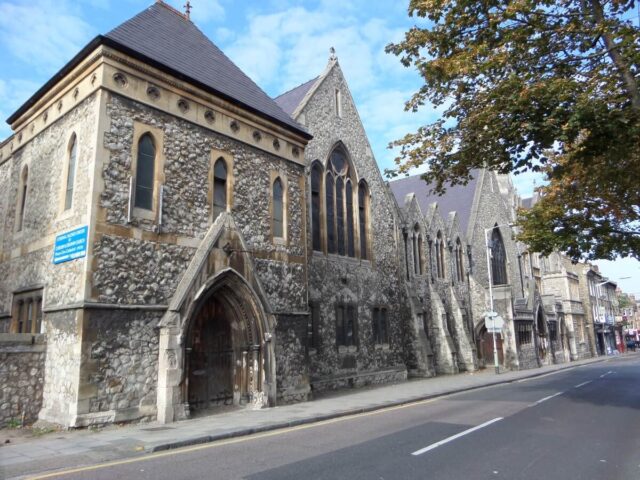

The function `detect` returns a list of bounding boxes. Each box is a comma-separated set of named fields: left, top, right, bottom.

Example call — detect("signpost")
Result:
left=485, top=314, right=504, bottom=334
left=53, top=226, right=88, bottom=264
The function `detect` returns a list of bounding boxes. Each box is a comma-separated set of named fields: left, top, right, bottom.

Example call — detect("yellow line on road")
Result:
left=27, top=396, right=442, bottom=479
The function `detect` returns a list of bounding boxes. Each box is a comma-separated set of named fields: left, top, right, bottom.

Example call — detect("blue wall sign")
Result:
left=53, top=225, right=88, bottom=265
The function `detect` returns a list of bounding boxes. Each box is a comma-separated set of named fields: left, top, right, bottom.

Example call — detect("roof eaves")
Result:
left=8, top=34, right=312, bottom=140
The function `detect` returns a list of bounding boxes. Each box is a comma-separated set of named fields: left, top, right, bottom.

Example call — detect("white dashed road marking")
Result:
left=533, top=391, right=564, bottom=405
left=411, top=417, right=504, bottom=456
left=574, top=381, right=592, bottom=388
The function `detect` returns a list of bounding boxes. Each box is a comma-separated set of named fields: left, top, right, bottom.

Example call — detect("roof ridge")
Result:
left=154, top=0, right=190, bottom=22
left=275, top=77, right=318, bottom=99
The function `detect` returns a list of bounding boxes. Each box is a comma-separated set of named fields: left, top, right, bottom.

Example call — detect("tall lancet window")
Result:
left=212, top=157, right=227, bottom=219
left=490, top=227, right=508, bottom=285
left=358, top=180, right=369, bottom=260
left=134, top=133, right=155, bottom=210
left=272, top=177, right=284, bottom=238
left=311, top=163, right=322, bottom=251
left=17, top=166, right=28, bottom=232
left=326, top=173, right=336, bottom=253
left=336, top=177, right=345, bottom=255
left=64, top=134, right=77, bottom=210
left=455, top=238, right=465, bottom=282
left=346, top=180, right=355, bottom=257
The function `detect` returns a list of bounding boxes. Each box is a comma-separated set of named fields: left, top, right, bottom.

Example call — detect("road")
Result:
left=32, top=357, right=640, bottom=480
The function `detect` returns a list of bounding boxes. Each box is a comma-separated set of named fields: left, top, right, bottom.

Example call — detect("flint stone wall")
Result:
left=275, top=314, right=310, bottom=403
left=85, top=309, right=161, bottom=419
left=0, top=334, right=46, bottom=427
left=517, top=343, right=539, bottom=370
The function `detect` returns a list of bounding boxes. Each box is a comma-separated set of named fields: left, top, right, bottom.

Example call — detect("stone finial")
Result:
left=184, top=1, right=192, bottom=19
left=329, top=46, right=337, bottom=61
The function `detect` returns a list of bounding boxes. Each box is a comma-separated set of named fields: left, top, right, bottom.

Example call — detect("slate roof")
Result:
left=274, top=77, right=318, bottom=116
left=389, top=172, right=480, bottom=234
left=9, top=2, right=310, bottom=138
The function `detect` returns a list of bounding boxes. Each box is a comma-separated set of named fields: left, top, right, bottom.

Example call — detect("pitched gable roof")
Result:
left=389, top=172, right=479, bottom=234
left=9, top=2, right=310, bottom=139
left=274, top=77, right=318, bottom=116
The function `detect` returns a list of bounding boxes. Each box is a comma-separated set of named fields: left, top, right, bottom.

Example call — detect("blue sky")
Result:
left=0, top=0, right=638, bottom=293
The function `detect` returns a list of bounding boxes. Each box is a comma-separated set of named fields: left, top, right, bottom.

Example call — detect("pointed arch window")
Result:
left=435, top=231, right=445, bottom=279
left=272, top=177, right=284, bottom=238
left=490, top=227, right=508, bottom=285
left=134, top=133, right=156, bottom=210
left=311, top=163, right=323, bottom=251
left=16, top=166, right=28, bottom=232
left=64, top=133, right=77, bottom=211
left=413, top=224, right=423, bottom=275
left=418, top=234, right=424, bottom=275
left=212, top=157, right=227, bottom=219
left=358, top=180, right=369, bottom=260
left=455, top=238, right=465, bottom=282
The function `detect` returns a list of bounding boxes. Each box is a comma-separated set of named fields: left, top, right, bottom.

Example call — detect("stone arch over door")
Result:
left=158, top=269, right=274, bottom=423
left=183, top=271, right=269, bottom=413
left=475, top=320, right=503, bottom=369
left=156, top=214, right=276, bottom=424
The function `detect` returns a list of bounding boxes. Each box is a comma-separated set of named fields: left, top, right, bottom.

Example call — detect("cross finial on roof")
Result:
left=329, top=47, right=337, bottom=61
left=184, top=1, right=192, bottom=19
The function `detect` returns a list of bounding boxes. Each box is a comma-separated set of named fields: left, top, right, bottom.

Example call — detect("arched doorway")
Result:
left=184, top=278, right=264, bottom=413
left=476, top=322, right=503, bottom=369
left=536, top=307, right=548, bottom=363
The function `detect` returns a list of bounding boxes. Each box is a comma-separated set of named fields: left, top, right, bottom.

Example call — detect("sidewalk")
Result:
left=0, top=354, right=624, bottom=479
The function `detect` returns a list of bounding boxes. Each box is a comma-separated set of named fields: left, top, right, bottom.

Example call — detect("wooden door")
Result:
left=188, top=299, right=234, bottom=410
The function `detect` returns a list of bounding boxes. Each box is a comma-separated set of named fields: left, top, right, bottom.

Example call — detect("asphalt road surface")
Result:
left=33, top=357, right=640, bottom=480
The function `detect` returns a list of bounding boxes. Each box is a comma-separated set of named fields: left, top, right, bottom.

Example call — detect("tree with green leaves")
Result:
left=386, top=0, right=640, bottom=261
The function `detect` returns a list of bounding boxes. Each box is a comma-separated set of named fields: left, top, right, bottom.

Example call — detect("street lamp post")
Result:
left=484, top=224, right=514, bottom=374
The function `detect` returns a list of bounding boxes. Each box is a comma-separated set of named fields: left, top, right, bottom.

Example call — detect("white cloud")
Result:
left=0, top=0, right=93, bottom=73
left=0, top=77, right=42, bottom=140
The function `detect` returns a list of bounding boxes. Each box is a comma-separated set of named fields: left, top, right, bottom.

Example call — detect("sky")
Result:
left=0, top=0, right=638, bottom=295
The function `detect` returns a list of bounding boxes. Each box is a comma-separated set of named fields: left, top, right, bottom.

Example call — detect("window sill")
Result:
left=133, top=207, right=156, bottom=221
left=374, top=343, right=390, bottom=351
left=56, top=208, right=75, bottom=222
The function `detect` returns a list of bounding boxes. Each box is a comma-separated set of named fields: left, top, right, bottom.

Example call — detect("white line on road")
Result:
left=600, top=371, right=614, bottom=378
left=574, top=381, right=592, bottom=388
left=411, top=417, right=503, bottom=456
left=534, top=392, right=564, bottom=404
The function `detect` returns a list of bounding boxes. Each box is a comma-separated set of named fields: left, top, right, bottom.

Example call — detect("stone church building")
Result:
left=0, top=2, right=583, bottom=428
